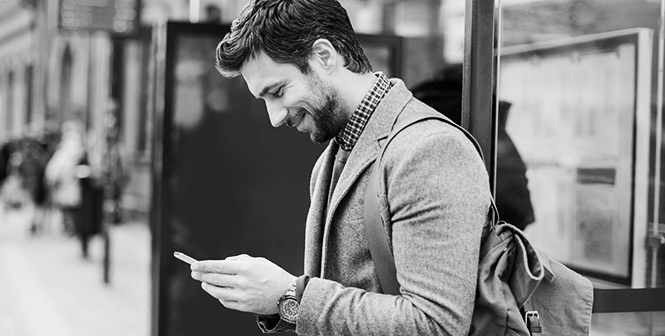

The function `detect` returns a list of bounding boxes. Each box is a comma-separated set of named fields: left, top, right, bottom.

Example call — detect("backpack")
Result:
left=363, top=111, right=594, bottom=335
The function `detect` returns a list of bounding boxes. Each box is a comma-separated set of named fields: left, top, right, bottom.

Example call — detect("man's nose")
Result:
left=266, top=102, right=288, bottom=128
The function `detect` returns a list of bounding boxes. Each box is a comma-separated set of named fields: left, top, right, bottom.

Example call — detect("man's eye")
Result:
left=272, top=87, right=284, bottom=98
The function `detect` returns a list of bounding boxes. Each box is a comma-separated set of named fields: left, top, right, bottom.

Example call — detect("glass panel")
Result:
left=0, top=73, right=5, bottom=139
left=498, top=30, right=651, bottom=284
left=152, top=23, right=324, bottom=335
left=592, top=312, right=665, bottom=336
left=496, top=0, right=665, bottom=321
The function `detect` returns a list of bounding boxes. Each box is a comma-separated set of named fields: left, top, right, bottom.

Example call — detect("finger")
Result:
left=191, top=260, right=238, bottom=274
left=225, top=254, right=252, bottom=260
left=201, top=282, right=237, bottom=301
left=219, top=299, right=242, bottom=311
left=192, top=271, right=237, bottom=287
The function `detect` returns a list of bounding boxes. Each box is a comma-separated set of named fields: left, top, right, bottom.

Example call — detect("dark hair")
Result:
left=215, top=0, right=372, bottom=77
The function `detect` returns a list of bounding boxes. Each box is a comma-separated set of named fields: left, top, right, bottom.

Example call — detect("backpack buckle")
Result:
left=524, top=311, right=542, bottom=335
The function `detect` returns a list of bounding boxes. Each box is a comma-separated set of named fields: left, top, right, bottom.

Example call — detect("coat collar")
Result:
left=326, top=78, right=412, bottom=219
left=318, top=78, right=413, bottom=262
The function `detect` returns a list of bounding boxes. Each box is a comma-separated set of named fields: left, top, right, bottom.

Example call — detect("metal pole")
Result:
left=494, top=0, right=503, bottom=187
left=102, top=36, right=114, bottom=285
left=103, top=211, right=111, bottom=283
left=650, top=0, right=665, bottom=289
left=462, top=0, right=497, bottom=195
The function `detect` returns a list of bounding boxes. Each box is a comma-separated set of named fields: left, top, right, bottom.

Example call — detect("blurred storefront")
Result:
left=0, top=0, right=37, bottom=140
left=0, top=0, right=462, bottom=225
left=0, top=0, right=185, bottom=219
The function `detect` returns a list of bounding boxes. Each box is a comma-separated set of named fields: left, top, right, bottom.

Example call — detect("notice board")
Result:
left=498, top=28, right=653, bottom=286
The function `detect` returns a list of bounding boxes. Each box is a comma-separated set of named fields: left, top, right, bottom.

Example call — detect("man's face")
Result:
left=241, top=52, right=346, bottom=143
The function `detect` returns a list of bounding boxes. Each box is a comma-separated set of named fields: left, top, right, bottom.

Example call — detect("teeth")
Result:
left=289, top=110, right=305, bottom=128
left=287, top=115, right=298, bottom=128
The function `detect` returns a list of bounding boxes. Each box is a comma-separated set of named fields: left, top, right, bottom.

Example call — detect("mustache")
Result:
left=286, top=109, right=306, bottom=128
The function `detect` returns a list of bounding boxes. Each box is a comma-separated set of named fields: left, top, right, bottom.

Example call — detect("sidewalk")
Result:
left=0, top=202, right=151, bottom=336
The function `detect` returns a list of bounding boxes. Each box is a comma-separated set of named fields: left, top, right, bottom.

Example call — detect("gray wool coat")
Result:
left=260, top=78, right=491, bottom=335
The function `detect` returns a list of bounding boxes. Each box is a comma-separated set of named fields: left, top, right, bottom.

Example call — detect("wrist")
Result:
left=277, top=275, right=309, bottom=324
left=277, top=279, right=298, bottom=324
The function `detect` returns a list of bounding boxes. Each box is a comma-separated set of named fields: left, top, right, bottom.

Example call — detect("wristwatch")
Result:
left=277, top=281, right=299, bottom=324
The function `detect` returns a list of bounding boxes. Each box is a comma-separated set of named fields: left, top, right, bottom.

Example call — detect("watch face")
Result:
left=279, top=297, right=299, bottom=323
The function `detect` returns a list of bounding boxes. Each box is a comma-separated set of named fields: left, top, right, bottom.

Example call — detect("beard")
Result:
left=306, top=75, right=347, bottom=144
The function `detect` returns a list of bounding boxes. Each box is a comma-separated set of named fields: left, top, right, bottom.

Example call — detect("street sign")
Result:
left=58, top=0, right=141, bottom=36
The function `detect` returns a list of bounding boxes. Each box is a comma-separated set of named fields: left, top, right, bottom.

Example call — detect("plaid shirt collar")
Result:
left=335, top=72, right=392, bottom=151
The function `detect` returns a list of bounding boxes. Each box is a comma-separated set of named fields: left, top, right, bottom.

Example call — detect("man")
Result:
left=190, top=0, right=491, bottom=334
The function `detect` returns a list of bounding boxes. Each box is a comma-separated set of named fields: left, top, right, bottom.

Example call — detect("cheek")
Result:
left=289, top=84, right=321, bottom=107
left=287, top=96, right=318, bottom=116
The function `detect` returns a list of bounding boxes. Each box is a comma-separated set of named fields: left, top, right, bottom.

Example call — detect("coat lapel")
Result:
left=320, top=79, right=414, bottom=269
left=304, top=142, right=336, bottom=277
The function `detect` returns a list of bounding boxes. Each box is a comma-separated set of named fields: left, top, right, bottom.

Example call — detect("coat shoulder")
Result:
left=386, top=98, right=480, bottom=162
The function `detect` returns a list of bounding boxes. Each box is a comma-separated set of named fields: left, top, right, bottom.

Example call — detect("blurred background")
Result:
left=0, top=0, right=664, bottom=335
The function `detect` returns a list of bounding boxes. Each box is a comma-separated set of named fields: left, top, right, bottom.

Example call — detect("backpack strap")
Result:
left=523, top=302, right=543, bottom=336
left=364, top=158, right=400, bottom=295
left=363, top=111, right=498, bottom=295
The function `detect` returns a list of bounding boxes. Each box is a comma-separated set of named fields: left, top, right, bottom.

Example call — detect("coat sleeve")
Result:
left=294, top=122, right=491, bottom=336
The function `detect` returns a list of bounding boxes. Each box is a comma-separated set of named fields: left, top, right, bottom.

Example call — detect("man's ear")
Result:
left=310, top=39, right=339, bottom=74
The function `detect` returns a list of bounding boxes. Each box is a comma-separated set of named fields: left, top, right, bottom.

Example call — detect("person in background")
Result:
left=0, top=139, right=14, bottom=209
left=0, top=140, right=9, bottom=192
left=15, top=133, right=50, bottom=233
left=204, top=4, right=223, bottom=23
left=44, top=121, right=86, bottom=235
left=0, top=133, right=49, bottom=220
left=189, top=1, right=492, bottom=335
left=411, top=64, right=535, bottom=230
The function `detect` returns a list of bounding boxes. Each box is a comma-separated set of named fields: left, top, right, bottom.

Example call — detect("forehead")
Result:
left=240, top=53, right=305, bottom=98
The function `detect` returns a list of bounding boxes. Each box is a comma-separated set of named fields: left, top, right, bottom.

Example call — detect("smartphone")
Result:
left=173, top=251, right=198, bottom=265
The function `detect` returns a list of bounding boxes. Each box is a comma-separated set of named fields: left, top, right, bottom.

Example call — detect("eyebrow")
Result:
left=256, top=81, right=286, bottom=99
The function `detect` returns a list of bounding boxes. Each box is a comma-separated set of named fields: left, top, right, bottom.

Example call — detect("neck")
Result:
left=336, top=71, right=379, bottom=121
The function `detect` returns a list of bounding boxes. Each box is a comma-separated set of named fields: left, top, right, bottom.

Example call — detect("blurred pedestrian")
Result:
left=16, top=133, right=50, bottom=233
left=101, top=106, right=130, bottom=225
left=44, top=121, right=87, bottom=235
left=0, top=134, right=48, bottom=214
left=0, top=139, right=14, bottom=209
left=0, top=139, right=9, bottom=190
left=0, top=140, right=27, bottom=210
left=204, top=4, right=223, bottom=23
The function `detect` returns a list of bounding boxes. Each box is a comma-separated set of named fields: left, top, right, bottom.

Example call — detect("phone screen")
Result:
left=173, top=251, right=198, bottom=265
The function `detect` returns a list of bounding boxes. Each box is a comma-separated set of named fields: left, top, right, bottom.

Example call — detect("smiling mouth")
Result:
left=286, top=110, right=306, bottom=129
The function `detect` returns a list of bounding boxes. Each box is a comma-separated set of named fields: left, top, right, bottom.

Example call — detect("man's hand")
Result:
left=190, top=254, right=296, bottom=315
